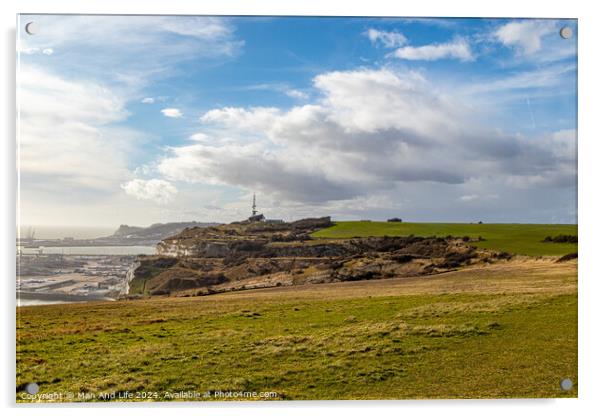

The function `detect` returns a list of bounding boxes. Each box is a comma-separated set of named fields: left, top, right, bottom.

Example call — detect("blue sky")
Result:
left=17, top=16, right=577, bottom=227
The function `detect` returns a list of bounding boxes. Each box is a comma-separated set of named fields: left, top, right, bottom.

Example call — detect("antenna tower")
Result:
left=252, top=193, right=258, bottom=216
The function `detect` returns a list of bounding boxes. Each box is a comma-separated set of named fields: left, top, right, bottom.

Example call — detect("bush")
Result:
left=542, top=235, right=578, bottom=244
left=439, top=250, right=477, bottom=268
left=556, top=252, right=578, bottom=262
left=493, top=251, right=513, bottom=260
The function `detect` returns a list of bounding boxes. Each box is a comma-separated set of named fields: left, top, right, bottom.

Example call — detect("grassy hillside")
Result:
left=17, top=259, right=577, bottom=401
left=312, top=222, right=577, bottom=256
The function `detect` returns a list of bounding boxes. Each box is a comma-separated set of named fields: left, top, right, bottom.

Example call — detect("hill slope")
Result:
left=312, top=222, right=577, bottom=256
left=17, top=258, right=577, bottom=401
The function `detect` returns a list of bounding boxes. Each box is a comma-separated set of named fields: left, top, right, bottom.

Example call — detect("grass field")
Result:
left=312, top=222, right=577, bottom=256
left=17, top=259, right=577, bottom=401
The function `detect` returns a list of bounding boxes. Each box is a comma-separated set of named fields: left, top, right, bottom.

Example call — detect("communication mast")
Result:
left=252, top=193, right=258, bottom=216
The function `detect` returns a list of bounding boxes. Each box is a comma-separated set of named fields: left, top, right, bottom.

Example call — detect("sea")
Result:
left=17, top=246, right=156, bottom=256
left=18, top=225, right=116, bottom=240
left=18, top=299, right=84, bottom=307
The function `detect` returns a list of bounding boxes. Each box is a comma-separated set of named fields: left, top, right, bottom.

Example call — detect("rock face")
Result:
left=127, top=217, right=502, bottom=298
left=156, top=217, right=333, bottom=257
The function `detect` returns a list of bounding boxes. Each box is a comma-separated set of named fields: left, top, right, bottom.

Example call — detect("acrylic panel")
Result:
left=16, top=15, right=577, bottom=402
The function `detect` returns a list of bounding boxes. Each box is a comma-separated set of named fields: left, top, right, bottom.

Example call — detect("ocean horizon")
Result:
left=17, top=225, right=116, bottom=240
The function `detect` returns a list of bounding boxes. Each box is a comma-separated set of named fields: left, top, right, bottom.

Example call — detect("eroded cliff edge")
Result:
left=127, top=217, right=510, bottom=297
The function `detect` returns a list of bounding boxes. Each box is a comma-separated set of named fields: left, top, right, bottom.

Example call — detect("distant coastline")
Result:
left=17, top=221, right=219, bottom=248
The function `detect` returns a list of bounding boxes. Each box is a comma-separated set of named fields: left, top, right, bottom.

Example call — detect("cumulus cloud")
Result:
left=159, top=68, right=575, bottom=208
left=495, top=20, right=557, bottom=55
left=365, top=28, right=408, bottom=48
left=121, top=179, right=178, bottom=204
left=18, top=66, right=132, bottom=191
left=161, top=108, right=183, bottom=118
left=17, top=15, right=244, bottom=225
left=141, top=97, right=155, bottom=104
left=389, top=38, right=474, bottom=61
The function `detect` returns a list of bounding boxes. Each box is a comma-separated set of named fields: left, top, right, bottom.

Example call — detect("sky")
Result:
left=17, top=15, right=577, bottom=228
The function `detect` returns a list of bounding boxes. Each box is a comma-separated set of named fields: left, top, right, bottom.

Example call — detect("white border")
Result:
left=2, top=1, right=601, bottom=415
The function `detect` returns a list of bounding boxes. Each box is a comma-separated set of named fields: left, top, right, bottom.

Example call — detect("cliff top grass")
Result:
left=312, top=222, right=577, bottom=256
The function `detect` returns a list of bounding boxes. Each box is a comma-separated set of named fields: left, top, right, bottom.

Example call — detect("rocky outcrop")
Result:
left=157, top=217, right=333, bottom=258
left=130, top=216, right=494, bottom=296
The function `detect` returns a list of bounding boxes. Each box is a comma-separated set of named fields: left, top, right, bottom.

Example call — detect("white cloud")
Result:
left=459, top=194, right=499, bottom=202
left=17, top=45, right=53, bottom=56
left=159, top=68, right=574, bottom=209
left=285, top=89, right=309, bottom=100
left=161, top=108, right=183, bottom=118
left=17, top=15, right=243, bottom=226
left=201, top=106, right=280, bottom=131
left=495, top=20, right=557, bottom=55
left=17, top=15, right=244, bottom=92
left=242, top=83, right=309, bottom=100
left=390, top=38, right=474, bottom=61
left=462, top=64, right=575, bottom=95
left=121, top=179, right=178, bottom=204
left=459, top=194, right=479, bottom=202
left=190, top=133, right=210, bottom=142
left=18, top=47, right=39, bottom=55
left=141, top=97, right=155, bottom=104
left=365, top=28, right=407, bottom=48
left=18, top=66, right=133, bottom=191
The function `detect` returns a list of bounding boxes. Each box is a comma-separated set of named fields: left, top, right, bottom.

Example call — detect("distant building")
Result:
left=265, top=219, right=284, bottom=224
left=248, top=214, right=265, bottom=222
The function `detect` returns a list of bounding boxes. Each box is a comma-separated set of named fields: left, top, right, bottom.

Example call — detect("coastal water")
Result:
left=18, top=245, right=156, bottom=256
left=18, top=225, right=115, bottom=240
left=18, top=298, right=82, bottom=306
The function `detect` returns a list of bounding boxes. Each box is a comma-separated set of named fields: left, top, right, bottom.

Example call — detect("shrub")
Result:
left=542, top=235, right=578, bottom=244
left=556, top=252, right=578, bottom=262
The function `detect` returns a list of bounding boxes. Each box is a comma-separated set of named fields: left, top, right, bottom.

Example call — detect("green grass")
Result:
left=16, top=260, right=577, bottom=401
left=312, top=222, right=577, bottom=256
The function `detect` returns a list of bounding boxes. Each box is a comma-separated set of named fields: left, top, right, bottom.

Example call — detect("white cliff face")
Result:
left=123, top=260, right=141, bottom=295
left=156, top=241, right=230, bottom=258
left=156, top=241, right=195, bottom=257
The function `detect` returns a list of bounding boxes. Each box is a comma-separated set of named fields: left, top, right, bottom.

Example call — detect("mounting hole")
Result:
left=25, top=382, right=39, bottom=394
left=560, top=378, right=573, bottom=391
left=559, top=26, right=572, bottom=39
left=25, top=22, right=37, bottom=35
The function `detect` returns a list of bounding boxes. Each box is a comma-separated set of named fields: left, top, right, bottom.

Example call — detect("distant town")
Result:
left=17, top=254, right=136, bottom=303
left=16, top=221, right=218, bottom=305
